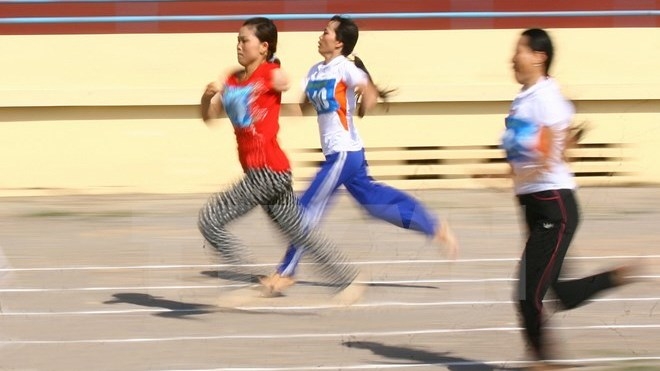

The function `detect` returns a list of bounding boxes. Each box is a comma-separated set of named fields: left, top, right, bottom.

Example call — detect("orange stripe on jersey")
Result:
left=537, top=126, right=552, bottom=156
left=335, top=81, right=349, bottom=131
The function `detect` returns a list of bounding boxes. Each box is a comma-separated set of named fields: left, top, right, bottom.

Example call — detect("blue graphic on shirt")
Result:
left=502, top=116, right=540, bottom=163
left=305, top=79, right=339, bottom=114
left=223, top=85, right=254, bottom=129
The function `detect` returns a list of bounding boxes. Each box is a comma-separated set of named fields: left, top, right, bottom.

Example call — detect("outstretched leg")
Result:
left=343, top=153, right=460, bottom=257
left=552, top=270, right=619, bottom=310
left=344, top=155, right=439, bottom=236
left=263, top=183, right=359, bottom=292
left=197, top=169, right=291, bottom=266
left=276, top=151, right=360, bottom=278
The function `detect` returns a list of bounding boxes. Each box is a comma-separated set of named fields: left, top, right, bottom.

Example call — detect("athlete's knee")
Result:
left=197, top=200, right=212, bottom=223
left=197, top=201, right=226, bottom=237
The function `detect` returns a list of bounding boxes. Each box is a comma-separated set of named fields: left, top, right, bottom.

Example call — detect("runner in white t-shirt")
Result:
left=260, top=16, right=459, bottom=294
left=503, top=28, right=638, bottom=368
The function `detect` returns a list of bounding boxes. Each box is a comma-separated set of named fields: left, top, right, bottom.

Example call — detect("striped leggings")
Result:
left=198, top=168, right=358, bottom=290
left=517, top=189, right=619, bottom=360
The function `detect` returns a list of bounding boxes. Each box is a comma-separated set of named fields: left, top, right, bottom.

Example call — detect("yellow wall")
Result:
left=1, top=28, right=659, bottom=196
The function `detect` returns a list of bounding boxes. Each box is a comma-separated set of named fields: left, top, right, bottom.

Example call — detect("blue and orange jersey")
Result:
left=304, top=56, right=369, bottom=155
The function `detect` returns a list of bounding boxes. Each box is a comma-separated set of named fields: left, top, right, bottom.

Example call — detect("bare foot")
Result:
left=259, top=273, right=296, bottom=296
left=435, top=219, right=459, bottom=260
left=611, top=260, right=644, bottom=286
left=333, top=274, right=367, bottom=306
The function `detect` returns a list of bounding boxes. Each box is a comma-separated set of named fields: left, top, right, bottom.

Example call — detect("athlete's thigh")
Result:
left=262, top=189, right=306, bottom=235
left=299, top=151, right=362, bottom=215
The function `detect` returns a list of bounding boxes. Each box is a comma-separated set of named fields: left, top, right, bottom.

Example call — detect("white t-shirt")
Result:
left=304, top=55, right=368, bottom=155
left=501, top=77, right=577, bottom=195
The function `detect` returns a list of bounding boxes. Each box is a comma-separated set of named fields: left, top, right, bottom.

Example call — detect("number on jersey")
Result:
left=305, top=79, right=339, bottom=114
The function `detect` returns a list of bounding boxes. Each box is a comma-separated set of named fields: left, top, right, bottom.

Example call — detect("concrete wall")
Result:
left=1, top=28, right=659, bottom=196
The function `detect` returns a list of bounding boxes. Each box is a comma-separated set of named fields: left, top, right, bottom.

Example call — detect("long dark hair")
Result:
left=521, top=28, right=553, bottom=76
left=330, top=15, right=394, bottom=116
left=243, top=17, right=281, bottom=65
left=521, top=28, right=587, bottom=153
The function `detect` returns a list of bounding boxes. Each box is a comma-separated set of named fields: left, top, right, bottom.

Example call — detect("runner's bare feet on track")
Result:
left=259, top=273, right=296, bottom=297
left=333, top=273, right=367, bottom=306
left=435, top=219, right=459, bottom=260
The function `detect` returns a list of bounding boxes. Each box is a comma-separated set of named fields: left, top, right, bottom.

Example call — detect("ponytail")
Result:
left=269, top=53, right=281, bottom=65
left=352, top=55, right=395, bottom=117
left=329, top=15, right=394, bottom=117
left=353, top=56, right=392, bottom=100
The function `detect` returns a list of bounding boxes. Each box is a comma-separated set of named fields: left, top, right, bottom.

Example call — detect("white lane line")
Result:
left=3, top=275, right=660, bottom=293
left=2, top=324, right=659, bottom=345
left=1, top=297, right=658, bottom=316
left=0, top=284, right=245, bottom=293
left=1, top=254, right=659, bottom=272
left=159, top=356, right=660, bottom=370
left=0, top=278, right=509, bottom=293
left=0, top=264, right=241, bottom=272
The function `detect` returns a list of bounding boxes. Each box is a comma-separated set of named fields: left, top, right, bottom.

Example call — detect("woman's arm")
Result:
left=271, top=68, right=291, bottom=92
left=355, top=82, right=379, bottom=117
left=536, top=125, right=553, bottom=169
left=200, top=81, right=223, bottom=123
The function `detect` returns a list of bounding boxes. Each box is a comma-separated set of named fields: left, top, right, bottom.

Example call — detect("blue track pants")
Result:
left=277, top=149, right=439, bottom=276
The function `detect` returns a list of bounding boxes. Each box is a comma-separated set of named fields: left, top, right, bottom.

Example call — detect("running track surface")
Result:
left=1, top=187, right=659, bottom=370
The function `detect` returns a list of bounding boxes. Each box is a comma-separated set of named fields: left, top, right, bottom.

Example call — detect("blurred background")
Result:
left=1, top=3, right=660, bottom=370
left=1, top=0, right=659, bottom=196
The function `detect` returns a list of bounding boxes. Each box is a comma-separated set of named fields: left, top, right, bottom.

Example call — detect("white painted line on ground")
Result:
left=159, top=355, right=660, bottom=370
left=0, top=264, right=243, bottom=272
left=1, top=296, right=657, bottom=316
left=1, top=254, right=658, bottom=272
left=2, top=324, right=659, bottom=345
left=2, top=308, right=179, bottom=316
left=3, top=275, right=659, bottom=293
left=0, top=284, right=243, bottom=293
left=0, top=279, right=531, bottom=293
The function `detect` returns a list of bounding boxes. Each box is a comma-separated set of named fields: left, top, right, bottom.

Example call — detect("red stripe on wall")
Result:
left=2, top=16, right=657, bottom=35
left=0, top=0, right=658, bottom=35
left=2, top=0, right=658, bottom=17
left=1, top=0, right=470, bottom=18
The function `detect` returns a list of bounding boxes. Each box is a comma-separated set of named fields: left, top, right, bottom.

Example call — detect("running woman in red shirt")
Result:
left=198, top=17, right=361, bottom=298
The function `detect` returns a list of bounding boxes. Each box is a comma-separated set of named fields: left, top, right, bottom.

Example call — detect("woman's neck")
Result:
left=522, top=74, right=546, bottom=91
left=323, top=52, right=342, bottom=65
left=241, top=59, right=266, bottom=81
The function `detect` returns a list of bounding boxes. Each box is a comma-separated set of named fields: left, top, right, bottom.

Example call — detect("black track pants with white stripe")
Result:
left=516, top=189, right=619, bottom=360
left=198, top=168, right=358, bottom=290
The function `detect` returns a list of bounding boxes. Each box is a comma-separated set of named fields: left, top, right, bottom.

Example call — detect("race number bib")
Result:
left=305, top=79, right=339, bottom=114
